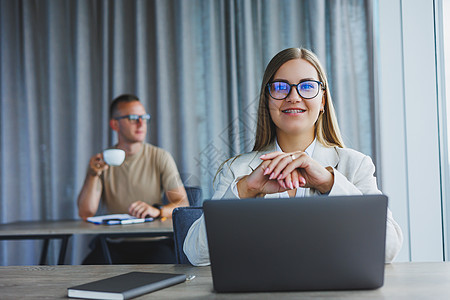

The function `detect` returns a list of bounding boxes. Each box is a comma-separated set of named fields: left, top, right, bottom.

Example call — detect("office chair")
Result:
left=184, top=186, right=202, bottom=206
left=172, top=206, right=204, bottom=264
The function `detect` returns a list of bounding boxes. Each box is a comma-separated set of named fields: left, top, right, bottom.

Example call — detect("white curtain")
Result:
left=0, top=0, right=374, bottom=265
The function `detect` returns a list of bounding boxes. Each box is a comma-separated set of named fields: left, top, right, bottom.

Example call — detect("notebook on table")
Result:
left=203, top=194, right=388, bottom=293
left=67, top=272, right=186, bottom=299
left=87, top=214, right=155, bottom=225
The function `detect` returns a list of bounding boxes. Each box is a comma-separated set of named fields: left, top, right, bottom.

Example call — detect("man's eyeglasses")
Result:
left=266, top=80, right=324, bottom=100
left=114, top=114, right=151, bottom=124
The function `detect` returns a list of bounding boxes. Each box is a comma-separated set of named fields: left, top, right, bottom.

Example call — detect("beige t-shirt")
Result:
left=101, top=143, right=183, bottom=213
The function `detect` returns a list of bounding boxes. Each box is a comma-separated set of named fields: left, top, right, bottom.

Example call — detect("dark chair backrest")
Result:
left=162, top=186, right=203, bottom=207
left=184, top=186, right=202, bottom=206
left=172, top=206, right=204, bottom=264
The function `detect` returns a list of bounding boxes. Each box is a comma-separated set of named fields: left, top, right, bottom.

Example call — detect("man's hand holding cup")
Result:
left=88, top=149, right=125, bottom=177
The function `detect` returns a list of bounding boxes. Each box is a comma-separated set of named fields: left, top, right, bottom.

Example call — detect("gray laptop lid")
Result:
left=203, top=194, right=387, bottom=293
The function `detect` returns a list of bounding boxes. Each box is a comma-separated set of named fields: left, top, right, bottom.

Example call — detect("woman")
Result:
left=184, top=47, right=403, bottom=266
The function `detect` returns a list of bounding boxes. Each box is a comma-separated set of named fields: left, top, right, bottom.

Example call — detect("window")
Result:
left=441, top=0, right=450, bottom=260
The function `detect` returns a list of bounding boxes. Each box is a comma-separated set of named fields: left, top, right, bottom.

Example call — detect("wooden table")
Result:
left=0, top=219, right=173, bottom=265
left=0, top=262, right=450, bottom=299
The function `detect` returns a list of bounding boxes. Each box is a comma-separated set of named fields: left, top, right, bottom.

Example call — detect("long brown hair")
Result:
left=253, top=48, right=344, bottom=151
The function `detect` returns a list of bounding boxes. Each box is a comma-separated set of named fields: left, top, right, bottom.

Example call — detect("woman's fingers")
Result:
left=284, top=173, right=294, bottom=189
left=259, top=151, right=283, bottom=160
left=260, top=151, right=303, bottom=183
left=245, top=157, right=310, bottom=196
left=259, top=151, right=332, bottom=193
left=282, top=169, right=304, bottom=189
left=277, top=178, right=287, bottom=189
left=278, top=152, right=309, bottom=179
left=264, top=152, right=311, bottom=188
left=299, top=174, right=307, bottom=187
left=263, top=153, right=289, bottom=177
left=266, top=152, right=303, bottom=180
left=290, top=170, right=299, bottom=189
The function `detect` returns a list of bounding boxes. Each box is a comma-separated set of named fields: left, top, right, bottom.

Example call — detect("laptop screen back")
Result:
left=203, top=195, right=387, bottom=292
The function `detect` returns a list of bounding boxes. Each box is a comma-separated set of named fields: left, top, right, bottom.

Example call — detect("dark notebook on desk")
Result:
left=67, top=271, right=186, bottom=299
left=203, top=194, right=388, bottom=293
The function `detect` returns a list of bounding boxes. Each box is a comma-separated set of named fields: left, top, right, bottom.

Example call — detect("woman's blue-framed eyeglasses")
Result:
left=267, top=80, right=324, bottom=100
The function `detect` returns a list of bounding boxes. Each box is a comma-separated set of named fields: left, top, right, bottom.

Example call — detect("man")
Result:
left=78, top=94, right=189, bottom=264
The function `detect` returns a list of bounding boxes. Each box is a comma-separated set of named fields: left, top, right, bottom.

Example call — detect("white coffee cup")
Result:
left=103, top=149, right=125, bottom=166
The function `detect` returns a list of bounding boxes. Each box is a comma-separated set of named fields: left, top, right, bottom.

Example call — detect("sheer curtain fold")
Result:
left=0, top=0, right=374, bottom=265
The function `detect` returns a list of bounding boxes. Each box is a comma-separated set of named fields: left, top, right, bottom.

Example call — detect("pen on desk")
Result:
left=186, top=275, right=196, bottom=281
left=121, top=218, right=147, bottom=225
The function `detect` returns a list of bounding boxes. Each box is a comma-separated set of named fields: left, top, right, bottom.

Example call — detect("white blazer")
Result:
left=184, top=142, right=403, bottom=266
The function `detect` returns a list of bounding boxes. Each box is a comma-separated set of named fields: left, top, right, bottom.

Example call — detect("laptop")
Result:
left=203, top=194, right=387, bottom=293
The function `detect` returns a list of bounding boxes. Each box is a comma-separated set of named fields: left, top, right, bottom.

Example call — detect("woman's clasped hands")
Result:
left=236, top=151, right=334, bottom=198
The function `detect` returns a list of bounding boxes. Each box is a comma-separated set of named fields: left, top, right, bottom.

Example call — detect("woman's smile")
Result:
left=281, top=107, right=307, bottom=114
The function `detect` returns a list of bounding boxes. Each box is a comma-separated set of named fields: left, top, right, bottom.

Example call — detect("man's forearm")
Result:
left=160, top=202, right=183, bottom=218
left=77, top=173, right=102, bottom=220
left=162, top=187, right=189, bottom=217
